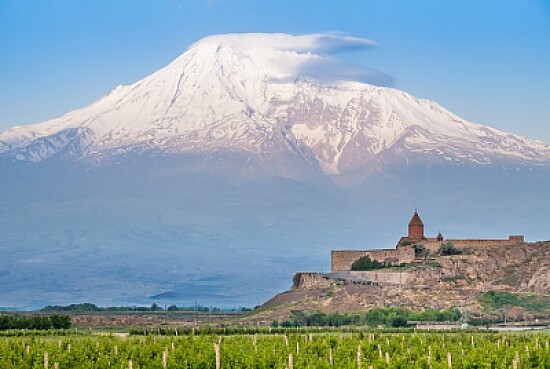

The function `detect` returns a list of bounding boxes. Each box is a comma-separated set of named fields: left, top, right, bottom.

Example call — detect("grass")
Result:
left=478, top=291, right=550, bottom=313
left=425, top=260, right=442, bottom=268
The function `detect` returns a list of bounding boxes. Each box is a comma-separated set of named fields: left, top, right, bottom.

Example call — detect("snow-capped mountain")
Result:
left=1, top=33, right=549, bottom=308
left=1, top=33, right=548, bottom=174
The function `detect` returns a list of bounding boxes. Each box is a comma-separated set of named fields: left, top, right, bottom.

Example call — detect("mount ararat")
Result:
left=1, top=33, right=548, bottom=307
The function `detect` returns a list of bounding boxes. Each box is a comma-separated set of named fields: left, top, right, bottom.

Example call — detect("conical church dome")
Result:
left=409, top=211, right=424, bottom=227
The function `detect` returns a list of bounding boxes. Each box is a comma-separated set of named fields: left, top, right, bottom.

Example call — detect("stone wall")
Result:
left=349, top=270, right=409, bottom=284
left=421, top=235, right=526, bottom=253
left=292, top=273, right=333, bottom=290
left=331, top=251, right=367, bottom=272
left=331, top=236, right=525, bottom=272
left=331, top=247, right=415, bottom=272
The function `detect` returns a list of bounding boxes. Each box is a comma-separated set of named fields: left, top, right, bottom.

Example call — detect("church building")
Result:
left=331, top=210, right=525, bottom=272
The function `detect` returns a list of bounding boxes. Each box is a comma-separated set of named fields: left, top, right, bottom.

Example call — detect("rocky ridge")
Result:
left=249, top=241, right=550, bottom=323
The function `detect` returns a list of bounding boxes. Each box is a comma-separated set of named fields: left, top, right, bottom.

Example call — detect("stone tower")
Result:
left=408, top=211, right=425, bottom=241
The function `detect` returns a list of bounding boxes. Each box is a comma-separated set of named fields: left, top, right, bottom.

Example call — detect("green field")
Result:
left=1, top=331, right=549, bottom=368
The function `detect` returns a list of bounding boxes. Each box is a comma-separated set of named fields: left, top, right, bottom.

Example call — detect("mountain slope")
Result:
left=1, top=33, right=548, bottom=174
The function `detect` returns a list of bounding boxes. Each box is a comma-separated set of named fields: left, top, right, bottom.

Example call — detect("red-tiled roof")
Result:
left=409, top=211, right=424, bottom=226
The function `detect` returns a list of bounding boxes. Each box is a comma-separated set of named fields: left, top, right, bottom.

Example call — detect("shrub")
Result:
left=478, top=291, right=550, bottom=312
left=439, top=242, right=462, bottom=256
left=351, top=256, right=385, bottom=271
left=413, top=244, right=429, bottom=257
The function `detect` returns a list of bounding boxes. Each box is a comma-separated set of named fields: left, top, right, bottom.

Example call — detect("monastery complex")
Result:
left=331, top=211, right=525, bottom=272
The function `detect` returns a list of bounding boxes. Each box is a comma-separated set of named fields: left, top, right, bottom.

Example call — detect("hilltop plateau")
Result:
left=245, top=241, right=550, bottom=324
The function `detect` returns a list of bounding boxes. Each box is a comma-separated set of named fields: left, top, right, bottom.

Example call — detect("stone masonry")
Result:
left=331, top=211, right=525, bottom=272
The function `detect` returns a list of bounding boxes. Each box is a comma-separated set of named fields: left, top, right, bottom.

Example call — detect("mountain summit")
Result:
left=1, top=33, right=548, bottom=174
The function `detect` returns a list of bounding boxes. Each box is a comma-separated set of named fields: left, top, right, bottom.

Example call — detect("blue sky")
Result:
left=1, top=0, right=549, bottom=141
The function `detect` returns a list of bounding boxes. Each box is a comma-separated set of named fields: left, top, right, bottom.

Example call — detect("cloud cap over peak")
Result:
left=189, top=32, right=393, bottom=86
left=193, top=32, right=377, bottom=53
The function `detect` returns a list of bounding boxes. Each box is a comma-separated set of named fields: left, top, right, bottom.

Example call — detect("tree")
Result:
left=390, top=315, right=409, bottom=327
left=50, top=315, right=71, bottom=329
left=290, top=310, right=308, bottom=326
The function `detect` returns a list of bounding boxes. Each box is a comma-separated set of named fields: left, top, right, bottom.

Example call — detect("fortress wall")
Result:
left=422, top=236, right=525, bottom=252
left=331, top=235, right=525, bottom=272
left=350, top=270, right=409, bottom=284
left=368, top=249, right=400, bottom=262
left=397, top=246, right=416, bottom=263
left=421, top=240, right=444, bottom=252
left=292, top=272, right=333, bottom=290
left=331, top=247, right=415, bottom=272
left=331, top=251, right=368, bottom=272
left=452, top=239, right=519, bottom=248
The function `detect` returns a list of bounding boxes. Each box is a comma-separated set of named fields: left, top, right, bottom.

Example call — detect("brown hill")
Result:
left=245, top=241, right=550, bottom=324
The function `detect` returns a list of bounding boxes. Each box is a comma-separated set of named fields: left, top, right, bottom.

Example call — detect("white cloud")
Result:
left=191, top=32, right=394, bottom=86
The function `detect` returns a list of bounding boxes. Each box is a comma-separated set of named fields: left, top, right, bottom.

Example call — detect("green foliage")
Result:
left=351, top=256, right=385, bottom=270
left=426, top=260, right=442, bottom=267
left=400, top=239, right=414, bottom=246
left=390, top=315, right=408, bottom=327
left=41, top=303, right=101, bottom=312
left=0, top=332, right=549, bottom=368
left=364, top=307, right=461, bottom=327
left=439, top=242, right=463, bottom=256
left=351, top=256, right=408, bottom=271
left=278, top=307, right=461, bottom=328
left=49, top=315, right=71, bottom=329
left=413, top=244, right=429, bottom=257
left=479, top=291, right=550, bottom=312
left=0, top=314, right=70, bottom=330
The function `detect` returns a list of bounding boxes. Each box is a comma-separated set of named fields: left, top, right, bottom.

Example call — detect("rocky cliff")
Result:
left=251, top=241, right=550, bottom=323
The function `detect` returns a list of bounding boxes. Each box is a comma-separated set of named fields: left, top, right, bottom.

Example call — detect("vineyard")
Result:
left=0, top=331, right=549, bottom=368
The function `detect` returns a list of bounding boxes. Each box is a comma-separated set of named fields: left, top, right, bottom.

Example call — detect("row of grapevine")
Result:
left=0, top=332, right=548, bottom=368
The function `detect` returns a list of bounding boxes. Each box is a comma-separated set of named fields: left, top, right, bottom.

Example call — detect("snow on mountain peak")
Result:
left=177, top=32, right=388, bottom=85
left=0, top=32, right=548, bottom=173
